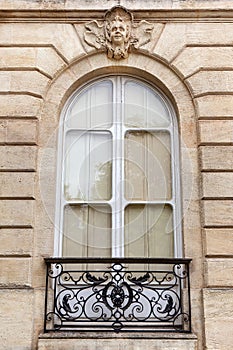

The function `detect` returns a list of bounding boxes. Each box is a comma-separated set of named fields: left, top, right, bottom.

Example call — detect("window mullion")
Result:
left=112, top=76, right=124, bottom=257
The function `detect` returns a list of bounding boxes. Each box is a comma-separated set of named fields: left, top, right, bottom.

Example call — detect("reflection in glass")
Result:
left=124, top=81, right=170, bottom=128
left=125, top=131, right=171, bottom=200
left=63, top=205, right=111, bottom=257
left=64, top=131, right=112, bottom=200
left=124, top=204, right=174, bottom=258
left=66, top=80, right=113, bottom=129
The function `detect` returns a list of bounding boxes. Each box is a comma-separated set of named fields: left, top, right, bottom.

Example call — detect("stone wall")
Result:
left=0, top=1, right=233, bottom=349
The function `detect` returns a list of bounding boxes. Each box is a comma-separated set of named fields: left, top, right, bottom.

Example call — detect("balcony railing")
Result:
left=44, top=258, right=191, bottom=333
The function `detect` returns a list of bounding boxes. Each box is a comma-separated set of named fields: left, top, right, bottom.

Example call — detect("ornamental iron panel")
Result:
left=44, top=258, right=191, bottom=333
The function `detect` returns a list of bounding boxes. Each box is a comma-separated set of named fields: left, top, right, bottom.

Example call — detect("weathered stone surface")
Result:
left=181, top=148, right=199, bottom=202
left=183, top=199, right=201, bottom=230
left=0, top=119, right=37, bottom=144
left=173, top=47, right=233, bottom=77
left=38, top=337, right=198, bottom=350
left=0, top=94, right=41, bottom=117
left=205, top=259, right=233, bottom=287
left=0, top=257, right=32, bottom=286
left=202, top=172, right=233, bottom=198
left=187, top=23, right=233, bottom=45
left=0, top=289, right=33, bottom=349
left=187, top=71, right=233, bottom=95
left=0, top=23, right=86, bottom=62
left=203, top=200, right=233, bottom=227
left=0, top=173, right=35, bottom=198
left=203, top=289, right=233, bottom=349
left=0, top=71, right=50, bottom=97
left=200, top=146, right=233, bottom=170
left=0, top=146, right=37, bottom=170
left=0, top=0, right=233, bottom=10
left=153, top=23, right=186, bottom=62
left=204, top=228, right=233, bottom=256
left=199, top=120, right=233, bottom=144
left=0, top=228, right=33, bottom=256
left=180, top=120, right=198, bottom=148
left=196, top=95, right=233, bottom=118
left=0, top=0, right=116, bottom=10
left=0, top=47, right=66, bottom=77
left=183, top=228, right=203, bottom=289
left=0, top=199, right=34, bottom=227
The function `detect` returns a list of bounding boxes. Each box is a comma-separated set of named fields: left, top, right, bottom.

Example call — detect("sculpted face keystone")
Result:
left=109, top=16, right=128, bottom=46
left=84, top=6, right=153, bottom=60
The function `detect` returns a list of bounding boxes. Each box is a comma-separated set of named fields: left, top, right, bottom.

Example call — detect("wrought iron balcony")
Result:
left=44, top=258, right=191, bottom=333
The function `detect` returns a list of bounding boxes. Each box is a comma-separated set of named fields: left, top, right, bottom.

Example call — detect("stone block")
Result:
left=38, top=336, right=198, bottom=350
left=0, top=173, right=35, bottom=198
left=0, top=289, right=33, bottom=349
left=2, top=0, right=117, bottom=9
left=187, top=71, right=233, bottom=95
left=0, top=71, right=50, bottom=97
left=173, top=47, right=233, bottom=77
left=205, top=258, right=233, bottom=287
left=202, top=172, right=233, bottom=198
left=203, top=289, right=233, bottom=349
left=0, top=120, right=7, bottom=142
left=199, top=120, right=233, bottom=144
left=0, top=119, right=37, bottom=144
left=184, top=228, right=202, bottom=298
left=204, top=228, right=233, bottom=256
left=0, top=257, right=32, bottom=286
left=181, top=147, right=199, bottom=201
left=179, top=119, right=198, bottom=149
left=203, top=200, right=233, bottom=227
left=200, top=146, right=233, bottom=170
left=31, top=257, right=48, bottom=289
left=0, top=94, right=41, bottom=117
left=187, top=22, right=233, bottom=45
left=153, top=23, right=186, bottom=62
left=36, top=47, right=66, bottom=77
left=0, top=0, right=117, bottom=10
left=183, top=199, right=202, bottom=230
left=0, top=228, right=33, bottom=256
left=0, top=23, right=86, bottom=62
left=0, top=199, right=34, bottom=227
left=196, top=95, right=233, bottom=118
left=0, top=146, right=36, bottom=171
left=33, top=206, right=56, bottom=259
left=7, top=119, right=37, bottom=144
left=0, top=47, right=66, bottom=78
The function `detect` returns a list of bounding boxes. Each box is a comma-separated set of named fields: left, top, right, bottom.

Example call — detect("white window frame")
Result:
left=54, top=75, right=182, bottom=258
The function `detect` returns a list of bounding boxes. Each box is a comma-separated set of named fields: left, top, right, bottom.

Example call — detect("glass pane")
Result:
left=124, top=204, right=174, bottom=258
left=125, top=131, right=171, bottom=200
left=63, top=205, right=111, bottom=257
left=66, top=80, right=113, bottom=129
left=124, top=81, right=171, bottom=128
left=64, top=131, right=112, bottom=200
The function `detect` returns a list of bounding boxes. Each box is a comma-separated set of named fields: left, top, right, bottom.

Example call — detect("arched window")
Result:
left=55, top=76, right=182, bottom=259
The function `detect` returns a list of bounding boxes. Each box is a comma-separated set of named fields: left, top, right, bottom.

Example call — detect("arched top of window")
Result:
left=56, top=76, right=182, bottom=259
left=64, top=77, right=175, bottom=130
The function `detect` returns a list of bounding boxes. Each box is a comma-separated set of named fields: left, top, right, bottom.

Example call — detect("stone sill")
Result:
left=39, top=331, right=197, bottom=340
left=38, top=332, right=198, bottom=350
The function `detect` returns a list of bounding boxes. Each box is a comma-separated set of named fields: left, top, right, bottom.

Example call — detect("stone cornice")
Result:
left=2, top=9, right=233, bottom=23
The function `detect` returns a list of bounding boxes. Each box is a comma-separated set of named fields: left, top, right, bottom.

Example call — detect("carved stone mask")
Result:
left=84, top=6, right=153, bottom=60
left=107, top=16, right=130, bottom=46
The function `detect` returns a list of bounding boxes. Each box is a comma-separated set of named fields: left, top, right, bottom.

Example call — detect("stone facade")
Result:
left=0, top=1, right=233, bottom=349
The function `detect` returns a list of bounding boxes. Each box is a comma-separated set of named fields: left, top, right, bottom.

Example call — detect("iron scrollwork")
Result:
left=44, top=258, right=191, bottom=333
